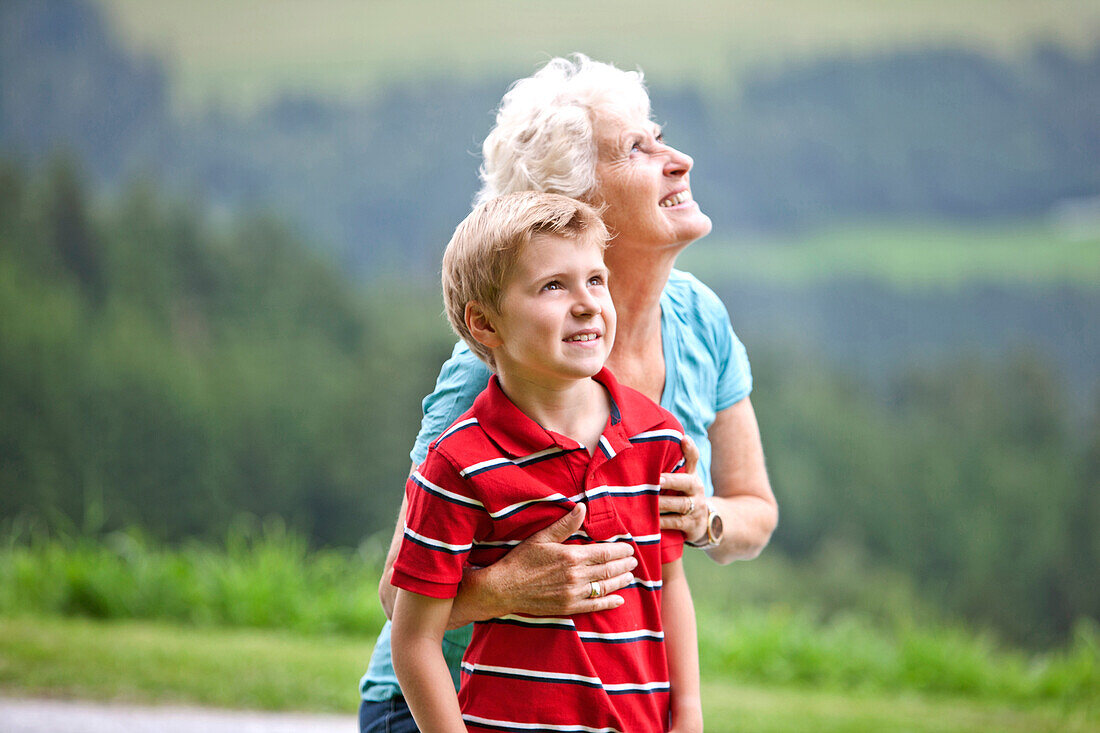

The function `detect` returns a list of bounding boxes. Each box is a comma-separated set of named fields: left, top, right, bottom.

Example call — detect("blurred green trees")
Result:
left=752, top=348, right=1098, bottom=644
left=4, top=2, right=1100, bottom=273
left=0, top=157, right=453, bottom=546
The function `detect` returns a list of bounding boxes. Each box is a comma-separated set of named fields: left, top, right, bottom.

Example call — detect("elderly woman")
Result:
left=360, top=55, right=777, bottom=732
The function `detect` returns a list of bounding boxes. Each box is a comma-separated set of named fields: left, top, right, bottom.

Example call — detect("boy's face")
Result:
left=484, top=233, right=615, bottom=388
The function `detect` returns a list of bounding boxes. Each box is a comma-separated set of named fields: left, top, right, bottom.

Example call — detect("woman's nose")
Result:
left=664, top=146, right=693, bottom=178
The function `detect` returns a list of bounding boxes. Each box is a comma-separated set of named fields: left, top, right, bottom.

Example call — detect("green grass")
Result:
left=0, top=520, right=387, bottom=636
left=96, top=0, right=1100, bottom=110
left=1, top=616, right=1095, bottom=731
left=700, top=680, right=1098, bottom=733
left=695, top=605, right=1100, bottom=705
left=2, top=526, right=1098, bottom=709
left=0, top=615, right=370, bottom=711
left=677, top=220, right=1100, bottom=288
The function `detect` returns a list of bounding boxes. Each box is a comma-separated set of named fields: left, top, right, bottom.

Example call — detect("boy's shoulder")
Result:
left=426, top=404, right=487, bottom=462
left=426, top=375, right=550, bottom=465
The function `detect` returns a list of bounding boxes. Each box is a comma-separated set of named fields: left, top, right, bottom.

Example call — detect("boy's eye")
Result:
left=588, top=275, right=605, bottom=287
left=542, top=281, right=562, bottom=291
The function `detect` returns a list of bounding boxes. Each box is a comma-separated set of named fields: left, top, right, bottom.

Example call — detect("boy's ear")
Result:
left=465, top=301, right=503, bottom=349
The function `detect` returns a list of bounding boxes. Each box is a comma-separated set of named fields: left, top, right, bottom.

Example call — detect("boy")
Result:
left=390, top=191, right=701, bottom=733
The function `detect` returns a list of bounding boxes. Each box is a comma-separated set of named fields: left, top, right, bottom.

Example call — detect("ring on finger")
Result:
left=681, top=497, right=695, bottom=516
left=588, top=580, right=602, bottom=599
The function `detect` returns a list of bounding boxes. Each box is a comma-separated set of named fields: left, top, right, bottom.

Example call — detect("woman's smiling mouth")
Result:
left=659, top=190, right=692, bottom=207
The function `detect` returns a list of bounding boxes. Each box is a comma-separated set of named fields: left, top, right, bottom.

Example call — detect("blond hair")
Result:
left=477, top=54, right=651, bottom=205
left=442, top=191, right=609, bottom=367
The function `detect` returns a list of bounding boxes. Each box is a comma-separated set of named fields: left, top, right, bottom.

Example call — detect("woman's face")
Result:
left=589, top=107, right=712, bottom=252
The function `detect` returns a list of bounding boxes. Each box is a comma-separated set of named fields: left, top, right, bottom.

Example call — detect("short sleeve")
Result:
left=660, top=528, right=685, bottom=564
left=707, top=289, right=752, bottom=411
left=392, top=448, right=490, bottom=599
left=410, top=342, right=493, bottom=465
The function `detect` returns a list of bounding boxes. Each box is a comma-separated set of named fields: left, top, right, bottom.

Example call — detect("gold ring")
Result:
left=682, top=497, right=695, bottom=516
left=588, top=580, right=602, bottom=599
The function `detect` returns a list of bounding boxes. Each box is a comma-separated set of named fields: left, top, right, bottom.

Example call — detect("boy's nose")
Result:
left=572, top=292, right=601, bottom=317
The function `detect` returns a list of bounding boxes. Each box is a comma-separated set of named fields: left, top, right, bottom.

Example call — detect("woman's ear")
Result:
left=465, top=301, right=503, bottom=349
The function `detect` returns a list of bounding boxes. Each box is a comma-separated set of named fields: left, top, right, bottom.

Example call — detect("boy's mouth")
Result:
left=563, top=332, right=600, bottom=343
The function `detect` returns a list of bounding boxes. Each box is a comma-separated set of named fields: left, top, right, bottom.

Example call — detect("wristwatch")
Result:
left=686, top=500, right=724, bottom=548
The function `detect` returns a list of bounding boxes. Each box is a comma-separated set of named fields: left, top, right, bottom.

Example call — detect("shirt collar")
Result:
left=472, top=368, right=668, bottom=458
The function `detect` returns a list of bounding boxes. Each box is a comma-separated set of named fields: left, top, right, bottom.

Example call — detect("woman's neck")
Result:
left=605, top=242, right=676, bottom=356
left=601, top=242, right=679, bottom=402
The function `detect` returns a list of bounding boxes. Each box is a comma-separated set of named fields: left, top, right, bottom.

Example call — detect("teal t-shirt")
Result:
left=360, top=268, right=752, bottom=701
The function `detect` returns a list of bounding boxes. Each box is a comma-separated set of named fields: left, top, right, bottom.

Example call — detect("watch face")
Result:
left=709, top=512, right=724, bottom=543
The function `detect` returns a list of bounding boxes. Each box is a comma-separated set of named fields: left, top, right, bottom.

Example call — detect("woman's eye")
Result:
left=630, top=141, right=642, bottom=152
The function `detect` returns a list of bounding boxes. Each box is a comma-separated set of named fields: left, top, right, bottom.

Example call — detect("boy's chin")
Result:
left=540, top=364, right=605, bottom=386
left=567, top=358, right=608, bottom=379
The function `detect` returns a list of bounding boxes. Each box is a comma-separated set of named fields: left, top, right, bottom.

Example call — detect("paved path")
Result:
left=0, top=697, right=355, bottom=732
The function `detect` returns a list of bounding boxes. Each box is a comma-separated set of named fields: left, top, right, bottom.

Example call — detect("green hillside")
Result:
left=678, top=221, right=1100, bottom=289
left=97, top=0, right=1100, bottom=109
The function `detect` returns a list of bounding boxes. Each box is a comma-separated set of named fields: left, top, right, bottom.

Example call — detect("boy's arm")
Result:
left=661, top=558, right=703, bottom=733
left=390, top=589, right=467, bottom=733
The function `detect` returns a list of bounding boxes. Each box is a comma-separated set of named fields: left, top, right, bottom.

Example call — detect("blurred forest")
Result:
left=1, top=0, right=1098, bottom=652
left=3, top=1, right=1099, bottom=271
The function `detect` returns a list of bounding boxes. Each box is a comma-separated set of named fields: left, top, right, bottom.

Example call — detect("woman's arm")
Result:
left=390, top=590, right=466, bottom=733
left=662, top=558, right=702, bottom=733
left=659, top=397, right=777, bottom=565
left=704, top=397, right=778, bottom=564
left=378, top=489, right=412, bottom=619
left=380, top=479, right=640, bottom=625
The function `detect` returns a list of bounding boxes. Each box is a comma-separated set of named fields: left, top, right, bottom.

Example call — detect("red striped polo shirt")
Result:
left=392, top=367, right=686, bottom=733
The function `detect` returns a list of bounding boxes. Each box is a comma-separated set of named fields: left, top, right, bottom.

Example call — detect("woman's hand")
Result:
left=449, top=503, right=638, bottom=627
left=658, top=435, right=709, bottom=545
left=380, top=478, right=640, bottom=626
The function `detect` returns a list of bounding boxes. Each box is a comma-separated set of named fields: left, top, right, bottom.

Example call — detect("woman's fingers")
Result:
left=659, top=494, right=708, bottom=540
left=527, top=502, right=586, bottom=543
left=574, top=593, right=627, bottom=613
left=659, top=463, right=708, bottom=543
left=567, top=546, right=637, bottom=611
left=579, top=538, right=635, bottom=567
left=497, top=523, right=639, bottom=616
left=591, top=567, right=635, bottom=596
left=659, top=436, right=704, bottom=504
left=590, top=552, right=639, bottom=581
left=658, top=471, right=704, bottom=506
left=574, top=571, right=633, bottom=612
left=680, top=435, right=700, bottom=474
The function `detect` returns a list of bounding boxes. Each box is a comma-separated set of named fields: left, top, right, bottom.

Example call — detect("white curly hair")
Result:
left=476, top=54, right=652, bottom=205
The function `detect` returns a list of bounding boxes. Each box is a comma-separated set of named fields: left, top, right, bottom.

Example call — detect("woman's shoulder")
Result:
left=412, top=342, right=494, bottom=465
left=663, top=268, right=732, bottom=327
left=435, top=342, right=493, bottom=384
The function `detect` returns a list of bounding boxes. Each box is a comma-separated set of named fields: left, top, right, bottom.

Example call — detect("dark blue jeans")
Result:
left=359, top=696, right=419, bottom=733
